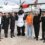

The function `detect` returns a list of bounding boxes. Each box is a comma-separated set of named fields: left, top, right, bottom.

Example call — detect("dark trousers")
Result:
left=34, top=24, right=40, bottom=39
left=42, top=25, right=44, bottom=39
left=0, top=24, right=1, bottom=38
left=43, top=31, right=45, bottom=40
left=17, top=26, right=25, bottom=35
left=42, top=24, right=45, bottom=40
left=10, top=28, right=14, bottom=36
left=4, top=28, right=8, bottom=37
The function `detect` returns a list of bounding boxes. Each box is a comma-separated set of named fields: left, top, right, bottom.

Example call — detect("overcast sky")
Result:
left=0, top=0, right=45, bottom=9
left=0, top=0, right=45, bottom=5
left=0, top=0, right=45, bottom=12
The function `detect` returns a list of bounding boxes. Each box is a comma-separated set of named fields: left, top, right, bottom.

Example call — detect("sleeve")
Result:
left=38, top=9, right=41, bottom=17
left=38, top=9, right=42, bottom=22
left=15, top=15, right=18, bottom=20
left=41, top=17, right=43, bottom=22
left=1, top=16, right=4, bottom=25
left=23, top=14, right=27, bottom=20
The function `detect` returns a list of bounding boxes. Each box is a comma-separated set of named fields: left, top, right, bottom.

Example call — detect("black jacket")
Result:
left=41, top=16, right=45, bottom=25
left=33, top=9, right=41, bottom=25
left=2, top=16, right=9, bottom=29
left=10, top=15, right=15, bottom=29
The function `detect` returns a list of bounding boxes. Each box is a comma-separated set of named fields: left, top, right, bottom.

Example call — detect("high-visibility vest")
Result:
left=26, top=14, right=33, bottom=25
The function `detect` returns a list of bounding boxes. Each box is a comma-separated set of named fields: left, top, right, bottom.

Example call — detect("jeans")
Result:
left=27, top=25, right=32, bottom=37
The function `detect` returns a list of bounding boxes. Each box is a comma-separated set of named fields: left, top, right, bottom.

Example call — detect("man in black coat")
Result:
left=41, top=12, right=45, bottom=42
left=2, top=13, right=9, bottom=38
left=2, top=13, right=6, bottom=29
left=0, top=12, right=3, bottom=40
left=33, top=9, right=41, bottom=40
left=10, top=12, right=16, bottom=38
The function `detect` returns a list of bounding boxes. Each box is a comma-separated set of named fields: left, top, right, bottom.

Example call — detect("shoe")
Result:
left=0, top=37, right=1, bottom=41
left=5, top=36, right=8, bottom=38
left=43, top=40, right=45, bottom=43
left=17, top=34, right=20, bottom=36
left=22, top=34, right=25, bottom=36
left=5, top=35, right=8, bottom=38
left=13, top=35, right=15, bottom=37
left=0, top=39, right=1, bottom=41
left=36, top=38, right=38, bottom=41
left=12, top=34, right=15, bottom=37
left=12, top=33, right=15, bottom=37
left=11, top=34, right=13, bottom=38
left=11, top=35, right=13, bottom=38
left=11, top=36, right=13, bottom=38
left=34, top=37, right=36, bottom=39
left=40, top=38, right=44, bottom=40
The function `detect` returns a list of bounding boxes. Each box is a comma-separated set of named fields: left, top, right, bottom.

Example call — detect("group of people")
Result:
left=0, top=9, right=45, bottom=43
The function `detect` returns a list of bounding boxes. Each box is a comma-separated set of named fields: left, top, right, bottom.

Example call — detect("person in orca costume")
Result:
left=15, top=9, right=27, bottom=36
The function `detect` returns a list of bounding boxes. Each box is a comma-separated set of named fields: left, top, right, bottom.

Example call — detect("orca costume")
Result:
left=15, top=10, right=27, bottom=36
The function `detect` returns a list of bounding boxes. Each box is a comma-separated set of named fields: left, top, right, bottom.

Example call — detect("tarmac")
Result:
left=0, top=22, right=45, bottom=45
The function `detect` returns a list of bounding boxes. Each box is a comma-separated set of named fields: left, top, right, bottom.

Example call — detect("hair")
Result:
left=14, top=12, right=17, bottom=15
left=0, top=12, right=3, bottom=14
left=18, top=10, right=24, bottom=15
